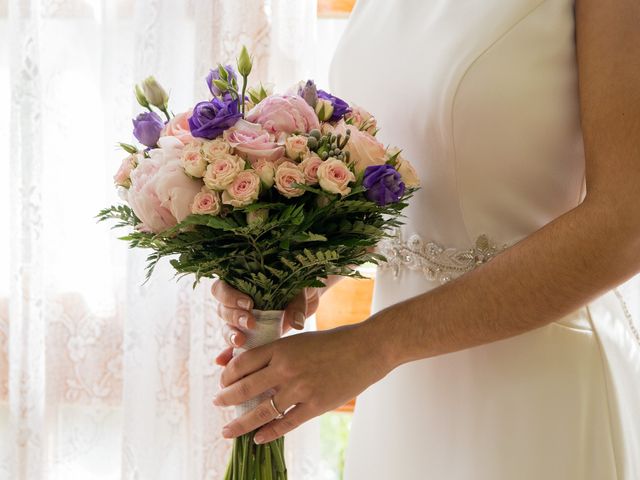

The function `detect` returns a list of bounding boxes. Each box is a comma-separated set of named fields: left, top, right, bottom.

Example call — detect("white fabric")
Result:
left=0, top=1, right=323, bottom=479
left=330, top=0, right=640, bottom=478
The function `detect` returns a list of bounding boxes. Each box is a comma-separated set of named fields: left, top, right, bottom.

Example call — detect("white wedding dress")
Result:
left=330, top=0, right=640, bottom=478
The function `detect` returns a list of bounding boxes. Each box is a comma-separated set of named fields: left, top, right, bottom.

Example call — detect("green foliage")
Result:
left=98, top=189, right=414, bottom=310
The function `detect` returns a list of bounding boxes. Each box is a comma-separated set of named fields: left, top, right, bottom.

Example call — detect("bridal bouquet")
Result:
left=98, top=46, right=419, bottom=479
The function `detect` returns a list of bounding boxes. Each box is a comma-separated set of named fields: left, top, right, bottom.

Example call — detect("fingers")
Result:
left=253, top=403, right=315, bottom=444
left=220, top=345, right=272, bottom=387
left=222, top=324, right=245, bottom=348
left=213, top=365, right=277, bottom=407
left=283, top=290, right=308, bottom=331
left=217, top=303, right=255, bottom=330
left=221, top=392, right=298, bottom=439
left=211, top=279, right=253, bottom=310
left=215, top=346, right=234, bottom=366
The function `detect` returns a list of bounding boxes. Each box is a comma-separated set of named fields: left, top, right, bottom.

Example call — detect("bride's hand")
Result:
left=211, top=280, right=321, bottom=366
left=212, top=323, right=390, bottom=444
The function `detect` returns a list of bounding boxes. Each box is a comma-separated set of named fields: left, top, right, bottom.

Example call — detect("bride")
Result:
left=211, top=0, right=640, bottom=478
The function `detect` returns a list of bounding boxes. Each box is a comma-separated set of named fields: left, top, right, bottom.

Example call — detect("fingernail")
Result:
left=254, top=433, right=265, bottom=444
left=238, top=298, right=251, bottom=310
left=293, top=312, right=305, bottom=330
left=222, top=426, right=232, bottom=438
left=238, top=314, right=249, bottom=329
left=230, top=332, right=238, bottom=346
left=212, top=395, right=221, bottom=406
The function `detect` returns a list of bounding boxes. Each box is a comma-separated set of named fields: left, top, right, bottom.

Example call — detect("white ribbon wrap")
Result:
left=233, top=309, right=284, bottom=417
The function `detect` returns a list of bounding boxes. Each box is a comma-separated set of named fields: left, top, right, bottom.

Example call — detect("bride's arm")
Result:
left=213, top=0, right=640, bottom=444
left=371, top=0, right=640, bottom=367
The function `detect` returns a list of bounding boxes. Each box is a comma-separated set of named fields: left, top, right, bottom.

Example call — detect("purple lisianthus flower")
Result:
left=132, top=111, right=164, bottom=147
left=317, top=89, right=351, bottom=121
left=363, top=164, right=406, bottom=206
left=188, top=97, right=242, bottom=139
left=206, top=65, right=238, bottom=97
left=298, top=80, right=318, bottom=108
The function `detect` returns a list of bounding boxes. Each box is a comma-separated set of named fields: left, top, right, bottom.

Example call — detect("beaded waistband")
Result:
left=377, top=229, right=507, bottom=283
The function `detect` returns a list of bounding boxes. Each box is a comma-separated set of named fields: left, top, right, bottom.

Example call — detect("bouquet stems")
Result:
left=224, top=433, right=287, bottom=480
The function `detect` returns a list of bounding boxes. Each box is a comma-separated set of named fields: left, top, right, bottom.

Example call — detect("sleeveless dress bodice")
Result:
left=329, top=1, right=640, bottom=478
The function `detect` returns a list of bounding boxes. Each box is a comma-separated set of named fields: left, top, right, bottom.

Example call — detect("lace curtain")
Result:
left=0, top=1, right=327, bottom=478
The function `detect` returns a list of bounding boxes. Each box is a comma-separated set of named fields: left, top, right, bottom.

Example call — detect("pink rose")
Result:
left=180, top=143, right=207, bottom=178
left=203, top=153, right=245, bottom=191
left=317, top=158, right=355, bottom=196
left=114, top=153, right=140, bottom=188
left=246, top=95, right=320, bottom=135
left=221, top=170, right=261, bottom=207
left=389, top=148, right=420, bottom=188
left=252, top=159, right=276, bottom=188
left=223, top=119, right=284, bottom=163
left=299, top=153, right=322, bottom=185
left=330, top=120, right=385, bottom=174
left=344, top=105, right=377, bottom=135
left=128, top=146, right=201, bottom=233
left=284, top=134, right=310, bottom=160
left=191, top=187, right=221, bottom=215
left=161, top=110, right=194, bottom=145
left=201, top=138, right=231, bottom=161
left=274, top=161, right=306, bottom=198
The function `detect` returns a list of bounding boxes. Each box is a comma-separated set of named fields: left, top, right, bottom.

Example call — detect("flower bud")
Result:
left=134, top=84, right=150, bottom=109
left=142, top=76, right=169, bottom=109
left=247, top=83, right=271, bottom=105
left=213, top=79, right=229, bottom=93
left=299, top=80, right=318, bottom=108
left=237, top=45, right=253, bottom=77
left=315, top=99, right=334, bottom=122
left=246, top=208, right=269, bottom=226
left=218, top=64, right=229, bottom=81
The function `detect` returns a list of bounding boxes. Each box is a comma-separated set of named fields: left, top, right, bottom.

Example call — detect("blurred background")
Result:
left=0, top=0, right=370, bottom=479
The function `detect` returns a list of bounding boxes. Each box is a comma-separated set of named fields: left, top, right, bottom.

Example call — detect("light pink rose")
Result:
left=274, top=161, right=306, bottom=198
left=161, top=110, right=194, bottom=145
left=203, top=153, right=245, bottom=191
left=221, top=170, right=261, bottom=207
left=201, top=138, right=231, bottom=160
left=344, top=105, right=377, bottom=135
left=252, top=159, right=276, bottom=188
left=329, top=120, right=385, bottom=174
left=299, top=153, right=323, bottom=185
left=284, top=134, right=310, bottom=160
left=114, top=153, right=140, bottom=188
left=223, top=119, right=285, bottom=163
left=389, top=148, right=420, bottom=188
left=180, top=143, right=207, bottom=178
left=128, top=146, right=201, bottom=233
left=191, top=187, right=221, bottom=215
left=317, top=158, right=355, bottom=196
left=246, top=95, right=320, bottom=135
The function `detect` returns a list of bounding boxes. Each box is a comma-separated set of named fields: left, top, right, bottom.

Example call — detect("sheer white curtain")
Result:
left=0, top=1, right=326, bottom=479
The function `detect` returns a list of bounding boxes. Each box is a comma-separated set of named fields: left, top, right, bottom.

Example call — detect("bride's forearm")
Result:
left=363, top=196, right=640, bottom=369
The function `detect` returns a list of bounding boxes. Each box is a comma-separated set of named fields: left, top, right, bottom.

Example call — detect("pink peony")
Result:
left=329, top=120, right=386, bottom=174
left=223, top=119, right=284, bottom=163
left=221, top=170, right=261, bottom=207
left=161, top=110, right=194, bottom=145
left=284, top=134, right=310, bottom=160
left=128, top=142, right=201, bottom=233
left=317, top=158, right=355, bottom=196
left=274, top=161, right=306, bottom=198
left=245, top=95, right=320, bottom=136
left=191, top=187, right=221, bottom=215
left=114, top=153, right=141, bottom=188
left=203, top=153, right=245, bottom=191
left=299, top=153, right=323, bottom=185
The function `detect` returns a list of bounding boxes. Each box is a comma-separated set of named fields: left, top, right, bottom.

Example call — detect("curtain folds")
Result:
left=0, top=1, right=323, bottom=478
